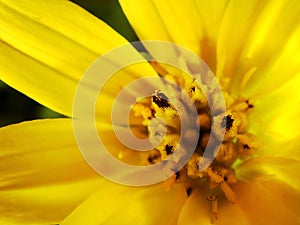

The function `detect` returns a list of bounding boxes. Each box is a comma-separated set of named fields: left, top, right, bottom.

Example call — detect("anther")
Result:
left=245, top=100, right=254, bottom=108
left=221, top=115, right=234, bottom=131
left=165, top=144, right=174, bottom=155
left=186, top=187, right=192, bottom=196
left=152, top=95, right=171, bottom=108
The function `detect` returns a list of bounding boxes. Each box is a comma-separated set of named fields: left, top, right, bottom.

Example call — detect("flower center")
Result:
left=130, top=59, right=259, bottom=222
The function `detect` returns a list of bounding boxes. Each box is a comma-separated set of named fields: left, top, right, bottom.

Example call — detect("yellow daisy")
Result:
left=0, top=0, right=300, bottom=225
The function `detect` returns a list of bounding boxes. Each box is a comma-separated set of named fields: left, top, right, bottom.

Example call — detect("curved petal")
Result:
left=61, top=183, right=187, bottom=225
left=255, top=136, right=300, bottom=162
left=0, top=119, right=101, bottom=189
left=231, top=181, right=300, bottom=225
left=259, top=180, right=300, bottom=217
left=178, top=185, right=250, bottom=225
left=0, top=179, right=104, bottom=225
left=119, top=0, right=200, bottom=52
left=236, top=157, right=300, bottom=189
left=217, top=0, right=300, bottom=95
left=0, top=119, right=105, bottom=224
left=179, top=180, right=300, bottom=225
left=193, top=0, right=230, bottom=70
left=248, top=74, right=300, bottom=142
left=0, top=0, right=155, bottom=116
left=178, top=185, right=213, bottom=225
left=119, top=0, right=229, bottom=69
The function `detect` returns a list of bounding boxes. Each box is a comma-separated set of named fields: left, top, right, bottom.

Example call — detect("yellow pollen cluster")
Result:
left=131, top=61, right=260, bottom=223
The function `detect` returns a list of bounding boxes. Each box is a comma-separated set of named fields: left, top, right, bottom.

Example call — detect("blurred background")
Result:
left=0, top=0, right=137, bottom=127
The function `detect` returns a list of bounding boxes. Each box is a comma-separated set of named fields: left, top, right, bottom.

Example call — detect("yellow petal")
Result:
left=0, top=179, right=103, bottom=225
left=179, top=180, right=300, bottom=225
left=236, top=157, right=300, bottom=189
left=0, top=119, right=105, bottom=224
left=194, top=0, right=230, bottom=70
left=231, top=181, right=300, bottom=224
left=251, top=136, right=300, bottom=163
left=120, top=0, right=229, bottom=68
left=61, top=183, right=187, bottom=225
left=178, top=185, right=213, bottom=225
left=180, top=181, right=300, bottom=225
left=119, top=0, right=198, bottom=52
left=0, top=119, right=100, bottom=189
left=260, top=180, right=300, bottom=217
left=248, top=74, right=300, bottom=141
left=0, top=0, right=155, bottom=116
left=178, top=185, right=250, bottom=225
left=217, top=0, right=300, bottom=95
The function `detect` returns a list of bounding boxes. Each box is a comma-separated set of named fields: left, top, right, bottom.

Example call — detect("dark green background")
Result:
left=0, top=0, right=137, bottom=127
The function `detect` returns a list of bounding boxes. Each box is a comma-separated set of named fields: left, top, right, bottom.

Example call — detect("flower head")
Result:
left=0, top=0, right=300, bottom=225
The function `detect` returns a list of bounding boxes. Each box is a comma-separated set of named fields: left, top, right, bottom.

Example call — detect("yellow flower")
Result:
left=0, top=0, right=300, bottom=225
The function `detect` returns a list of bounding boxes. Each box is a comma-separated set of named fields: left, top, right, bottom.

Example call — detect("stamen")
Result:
left=147, top=150, right=161, bottom=164
left=165, top=144, right=174, bottom=155
left=207, top=168, right=224, bottom=184
left=152, top=92, right=171, bottom=108
left=128, top=57, right=259, bottom=223
left=245, top=100, right=254, bottom=108
left=207, top=195, right=218, bottom=223
left=221, top=115, right=234, bottom=131
left=198, top=113, right=211, bottom=131
left=219, top=182, right=236, bottom=203
left=186, top=187, right=192, bottom=196
left=215, top=143, right=238, bottom=165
